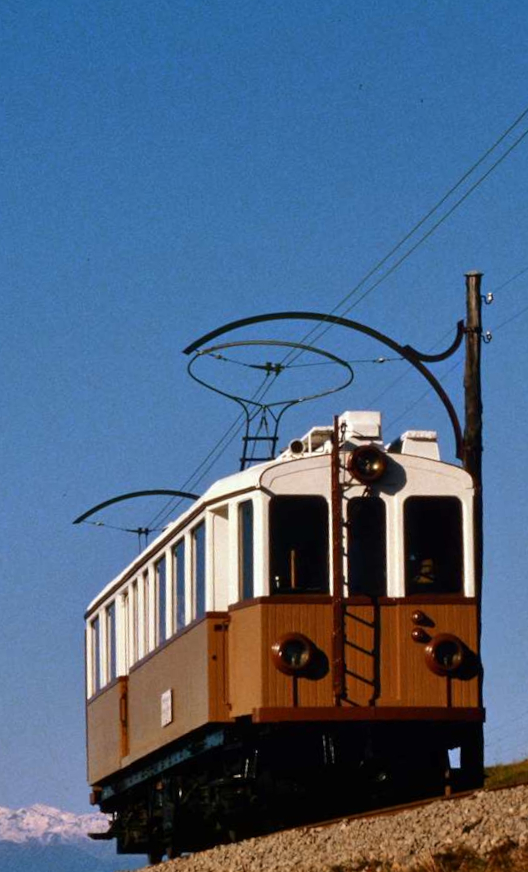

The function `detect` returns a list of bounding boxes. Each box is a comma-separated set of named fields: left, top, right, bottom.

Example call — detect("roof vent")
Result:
left=338, top=411, right=382, bottom=444
left=400, top=430, right=440, bottom=460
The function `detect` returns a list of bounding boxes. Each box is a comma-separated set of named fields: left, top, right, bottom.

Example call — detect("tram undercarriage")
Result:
left=93, top=719, right=484, bottom=861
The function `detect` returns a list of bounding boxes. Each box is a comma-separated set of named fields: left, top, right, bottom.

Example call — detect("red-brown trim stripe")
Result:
left=252, top=706, right=485, bottom=723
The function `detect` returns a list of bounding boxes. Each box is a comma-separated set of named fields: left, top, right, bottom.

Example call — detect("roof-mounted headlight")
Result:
left=271, top=633, right=315, bottom=676
left=347, top=445, right=387, bottom=484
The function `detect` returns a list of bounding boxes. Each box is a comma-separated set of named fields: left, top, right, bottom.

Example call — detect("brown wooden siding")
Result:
left=262, top=603, right=334, bottom=708
left=375, top=602, right=479, bottom=708
left=229, top=598, right=480, bottom=718
left=87, top=600, right=481, bottom=787
left=87, top=616, right=231, bottom=784
left=227, top=604, right=264, bottom=717
left=124, top=617, right=231, bottom=767
left=86, top=677, right=128, bottom=784
left=228, top=601, right=334, bottom=715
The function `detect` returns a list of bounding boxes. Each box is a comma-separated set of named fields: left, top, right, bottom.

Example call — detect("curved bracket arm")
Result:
left=184, top=311, right=464, bottom=459
left=73, top=489, right=199, bottom=525
left=404, top=320, right=465, bottom=363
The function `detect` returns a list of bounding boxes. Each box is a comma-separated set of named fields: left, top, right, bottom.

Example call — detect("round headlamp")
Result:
left=347, top=445, right=387, bottom=484
left=425, top=633, right=465, bottom=677
left=271, top=633, right=315, bottom=676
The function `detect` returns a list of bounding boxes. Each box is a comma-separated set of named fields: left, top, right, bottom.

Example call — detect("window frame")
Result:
left=105, top=600, right=117, bottom=684
left=403, top=495, right=465, bottom=596
left=192, top=521, right=206, bottom=620
left=173, top=538, right=187, bottom=632
left=268, top=494, right=330, bottom=594
left=347, top=495, right=387, bottom=596
left=238, top=499, right=254, bottom=600
left=88, top=615, right=101, bottom=697
left=155, top=555, right=167, bottom=646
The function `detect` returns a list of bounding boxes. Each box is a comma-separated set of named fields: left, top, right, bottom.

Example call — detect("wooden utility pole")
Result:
left=463, top=271, right=485, bottom=755
left=331, top=416, right=345, bottom=705
left=463, top=273, right=483, bottom=486
left=463, top=271, right=483, bottom=601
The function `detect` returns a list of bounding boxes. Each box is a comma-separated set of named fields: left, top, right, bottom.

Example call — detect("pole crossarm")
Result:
left=184, top=311, right=464, bottom=459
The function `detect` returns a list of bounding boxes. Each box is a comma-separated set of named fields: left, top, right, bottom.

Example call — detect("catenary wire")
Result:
left=278, top=106, right=528, bottom=365
left=381, top=292, right=528, bottom=436
left=491, top=265, right=528, bottom=294
left=491, top=300, right=528, bottom=333
left=118, top=112, right=528, bottom=535
left=151, top=106, right=528, bottom=522
left=145, top=371, right=279, bottom=529
left=365, top=264, right=528, bottom=410
left=150, top=240, right=526, bottom=528
left=384, top=359, right=462, bottom=432
left=140, top=270, right=528, bottom=533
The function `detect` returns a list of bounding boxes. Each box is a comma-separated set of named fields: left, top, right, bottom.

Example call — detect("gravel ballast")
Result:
left=138, top=785, right=528, bottom=872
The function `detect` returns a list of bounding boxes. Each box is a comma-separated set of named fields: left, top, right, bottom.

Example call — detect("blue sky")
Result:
left=2, top=0, right=528, bottom=812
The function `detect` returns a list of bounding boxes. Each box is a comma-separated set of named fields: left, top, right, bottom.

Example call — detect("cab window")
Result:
left=347, top=497, right=386, bottom=596
left=404, top=497, right=463, bottom=594
left=270, top=496, right=329, bottom=593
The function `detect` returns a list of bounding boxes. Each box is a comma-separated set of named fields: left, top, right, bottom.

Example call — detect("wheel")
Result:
left=147, top=846, right=164, bottom=866
left=166, top=843, right=181, bottom=860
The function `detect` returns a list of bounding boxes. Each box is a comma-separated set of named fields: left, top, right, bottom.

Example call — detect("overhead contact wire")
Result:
left=149, top=108, right=528, bottom=530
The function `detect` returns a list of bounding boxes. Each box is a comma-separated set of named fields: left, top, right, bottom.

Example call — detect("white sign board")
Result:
left=161, top=689, right=173, bottom=727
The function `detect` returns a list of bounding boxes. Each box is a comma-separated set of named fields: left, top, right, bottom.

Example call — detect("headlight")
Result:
left=347, top=445, right=387, bottom=484
left=425, top=633, right=465, bottom=676
left=271, top=633, right=315, bottom=676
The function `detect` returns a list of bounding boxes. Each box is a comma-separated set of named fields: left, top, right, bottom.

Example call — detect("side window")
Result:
left=239, top=500, right=254, bottom=599
left=155, top=557, right=167, bottom=646
left=270, top=496, right=329, bottom=593
left=131, top=579, right=138, bottom=665
left=91, top=616, right=101, bottom=695
left=404, top=497, right=463, bottom=595
left=122, top=590, right=130, bottom=671
left=106, top=602, right=117, bottom=682
left=173, top=540, right=186, bottom=631
left=142, top=570, right=150, bottom=654
left=193, top=522, right=206, bottom=619
left=347, top=497, right=387, bottom=596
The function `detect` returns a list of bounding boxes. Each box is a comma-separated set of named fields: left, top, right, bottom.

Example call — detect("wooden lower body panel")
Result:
left=87, top=616, right=231, bottom=784
left=228, top=597, right=481, bottom=716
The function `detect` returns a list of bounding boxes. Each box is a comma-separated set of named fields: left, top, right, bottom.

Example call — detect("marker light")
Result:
left=271, top=633, right=315, bottom=676
left=347, top=445, right=387, bottom=484
left=411, top=627, right=430, bottom=643
left=411, top=610, right=428, bottom=625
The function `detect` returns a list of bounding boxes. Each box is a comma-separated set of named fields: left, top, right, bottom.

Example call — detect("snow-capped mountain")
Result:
left=0, top=803, right=143, bottom=872
left=0, top=802, right=108, bottom=844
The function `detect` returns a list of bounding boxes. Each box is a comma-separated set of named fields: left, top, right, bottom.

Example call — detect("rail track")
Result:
left=141, top=778, right=528, bottom=870
left=266, top=777, right=528, bottom=839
